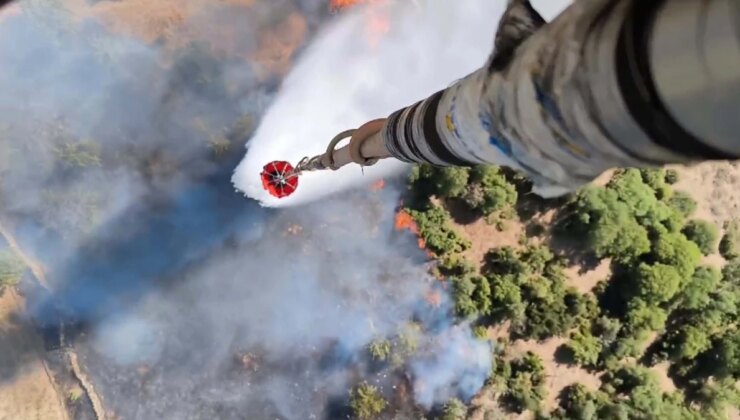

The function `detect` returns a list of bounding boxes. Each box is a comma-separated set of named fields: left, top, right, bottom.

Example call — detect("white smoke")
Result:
left=233, top=0, right=571, bottom=207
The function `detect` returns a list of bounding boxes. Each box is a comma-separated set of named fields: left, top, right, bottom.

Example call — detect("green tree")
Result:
left=556, top=384, right=599, bottom=420
left=408, top=164, right=470, bottom=199
left=563, top=187, right=650, bottom=263
left=472, top=275, right=493, bottom=316
left=565, top=330, right=602, bottom=367
left=608, top=169, right=674, bottom=228
left=452, top=275, right=491, bottom=317
left=488, top=274, right=524, bottom=321
left=440, top=398, right=467, bottom=420
left=484, top=246, right=526, bottom=276
left=673, top=325, right=712, bottom=360
left=593, top=316, right=622, bottom=350
left=349, top=382, right=387, bottom=419
left=611, top=335, right=648, bottom=361
left=714, top=331, right=740, bottom=379
left=565, top=292, right=600, bottom=329
left=505, top=352, right=547, bottom=413
left=516, top=277, right=577, bottom=340
left=438, top=255, right=476, bottom=277
left=434, top=167, right=471, bottom=198
left=634, top=263, right=683, bottom=304
left=667, top=191, right=697, bottom=218
left=602, top=366, right=704, bottom=419
left=719, top=219, right=740, bottom=260
left=410, top=206, right=471, bottom=256
left=675, top=266, right=721, bottom=310
left=520, top=244, right=554, bottom=275
left=722, top=259, right=740, bottom=285
left=682, top=220, right=719, bottom=256
left=0, top=250, right=24, bottom=287
left=368, top=339, right=392, bottom=362
left=464, top=166, right=517, bottom=216
left=651, top=232, right=701, bottom=279
left=427, top=167, right=470, bottom=199
left=664, top=169, right=680, bottom=185
left=626, top=298, right=667, bottom=332
left=640, top=168, right=667, bottom=191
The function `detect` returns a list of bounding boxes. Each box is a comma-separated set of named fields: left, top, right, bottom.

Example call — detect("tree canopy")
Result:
left=503, top=352, right=547, bottom=413
left=349, top=382, right=387, bottom=420
left=440, top=398, right=467, bottom=420
left=410, top=205, right=471, bottom=256
left=720, top=219, right=740, bottom=260
left=682, top=220, right=719, bottom=256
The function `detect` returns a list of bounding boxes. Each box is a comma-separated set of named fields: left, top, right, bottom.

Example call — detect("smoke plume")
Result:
left=0, top=0, right=569, bottom=419
left=232, top=0, right=572, bottom=207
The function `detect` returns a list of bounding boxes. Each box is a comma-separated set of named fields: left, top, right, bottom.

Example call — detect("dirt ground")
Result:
left=673, top=161, right=740, bottom=228
left=0, top=289, right=68, bottom=420
left=510, top=337, right=602, bottom=411
left=457, top=212, right=524, bottom=267
left=562, top=259, right=610, bottom=294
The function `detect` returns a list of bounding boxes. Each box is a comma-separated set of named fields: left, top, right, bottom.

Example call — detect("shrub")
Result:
left=410, top=206, right=471, bottom=256
left=556, top=384, right=600, bottom=420
left=485, top=246, right=526, bottom=276
left=505, top=352, right=547, bottom=413
left=565, top=330, right=602, bottom=367
left=639, top=168, right=667, bottom=191
left=719, top=219, right=740, bottom=260
left=438, top=255, right=476, bottom=277
left=651, top=232, right=701, bottom=279
left=431, top=167, right=470, bottom=198
left=0, top=250, right=24, bottom=287
left=488, top=274, right=525, bottom=321
left=677, top=266, right=722, bottom=310
left=408, top=164, right=470, bottom=199
left=633, top=262, right=683, bottom=304
left=664, top=169, right=680, bottom=185
left=667, top=191, right=697, bottom=218
left=464, top=166, right=517, bottom=216
left=368, top=339, right=392, bottom=361
left=625, top=298, right=667, bottom=332
left=563, top=187, right=650, bottom=263
left=682, top=220, right=719, bottom=256
left=349, top=382, right=387, bottom=419
left=440, top=398, right=467, bottom=420
left=452, top=275, right=491, bottom=317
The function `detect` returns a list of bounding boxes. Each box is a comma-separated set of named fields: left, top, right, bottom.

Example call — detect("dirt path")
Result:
left=0, top=289, right=68, bottom=420
left=0, top=220, right=107, bottom=420
left=0, top=222, right=51, bottom=291
left=67, top=351, right=106, bottom=420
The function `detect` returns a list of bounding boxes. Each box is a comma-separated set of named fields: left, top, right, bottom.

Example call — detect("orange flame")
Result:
left=394, top=210, right=426, bottom=249
left=370, top=179, right=386, bottom=192
left=329, top=0, right=365, bottom=10
left=329, top=0, right=390, bottom=47
left=394, top=210, right=418, bottom=233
